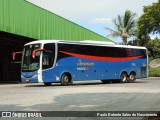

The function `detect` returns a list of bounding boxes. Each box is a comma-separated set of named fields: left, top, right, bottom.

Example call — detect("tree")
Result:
left=127, top=38, right=142, bottom=46
left=137, top=0, right=160, bottom=59
left=106, top=10, right=137, bottom=45
left=137, top=0, right=160, bottom=42
left=146, top=38, right=160, bottom=59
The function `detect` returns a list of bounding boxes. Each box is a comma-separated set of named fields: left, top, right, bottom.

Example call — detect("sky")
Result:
left=27, top=0, right=158, bottom=43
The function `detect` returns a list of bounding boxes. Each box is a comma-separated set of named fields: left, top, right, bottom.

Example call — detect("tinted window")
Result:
left=42, top=43, right=55, bottom=69
left=57, top=43, right=146, bottom=60
left=131, top=49, right=147, bottom=58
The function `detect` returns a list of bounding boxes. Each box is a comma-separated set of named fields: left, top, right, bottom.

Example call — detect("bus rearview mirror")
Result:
left=32, top=48, right=45, bottom=59
left=12, top=52, right=23, bottom=60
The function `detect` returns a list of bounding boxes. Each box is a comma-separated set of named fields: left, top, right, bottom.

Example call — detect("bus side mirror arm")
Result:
left=32, top=48, right=45, bottom=59
left=12, top=52, right=23, bottom=61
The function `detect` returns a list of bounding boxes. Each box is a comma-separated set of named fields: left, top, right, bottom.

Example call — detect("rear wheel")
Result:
left=128, top=73, right=136, bottom=83
left=44, top=82, right=52, bottom=86
left=61, top=73, right=72, bottom=85
left=120, top=72, right=127, bottom=83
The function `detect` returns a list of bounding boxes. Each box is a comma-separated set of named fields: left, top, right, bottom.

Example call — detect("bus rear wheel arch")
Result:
left=128, top=72, right=136, bottom=83
left=61, top=73, right=72, bottom=85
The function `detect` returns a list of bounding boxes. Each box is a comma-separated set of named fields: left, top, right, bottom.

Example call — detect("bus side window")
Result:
left=125, top=48, right=132, bottom=57
left=131, top=49, right=135, bottom=57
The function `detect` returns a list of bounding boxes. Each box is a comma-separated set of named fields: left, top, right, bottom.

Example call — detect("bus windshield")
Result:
left=22, top=44, right=41, bottom=72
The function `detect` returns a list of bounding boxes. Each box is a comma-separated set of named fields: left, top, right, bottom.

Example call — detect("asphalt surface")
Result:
left=0, top=78, right=160, bottom=120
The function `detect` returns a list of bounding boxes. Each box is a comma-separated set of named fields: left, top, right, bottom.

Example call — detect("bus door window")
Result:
left=42, top=43, right=55, bottom=70
left=43, top=52, right=51, bottom=66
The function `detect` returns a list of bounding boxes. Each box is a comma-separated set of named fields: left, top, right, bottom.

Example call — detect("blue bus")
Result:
left=13, top=40, right=148, bottom=85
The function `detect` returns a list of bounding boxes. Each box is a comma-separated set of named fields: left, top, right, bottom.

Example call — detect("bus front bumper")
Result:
left=21, top=75, right=38, bottom=83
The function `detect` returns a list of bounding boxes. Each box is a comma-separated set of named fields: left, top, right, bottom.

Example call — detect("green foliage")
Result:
left=106, top=10, right=137, bottom=44
left=127, top=38, right=143, bottom=46
left=149, top=67, right=160, bottom=77
left=137, top=0, right=160, bottom=39
left=146, top=38, right=160, bottom=59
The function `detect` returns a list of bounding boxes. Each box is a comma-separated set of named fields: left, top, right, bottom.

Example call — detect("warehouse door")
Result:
left=0, top=62, right=2, bottom=81
left=0, top=31, right=35, bottom=82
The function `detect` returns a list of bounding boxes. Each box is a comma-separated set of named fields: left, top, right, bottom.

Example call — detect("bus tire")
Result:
left=128, top=73, right=136, bottom=83
left=44, top=82, right=52, bottom=86
left=61, top=73, right=72, bottom=86
left=120, top=72, right=127, bottom=83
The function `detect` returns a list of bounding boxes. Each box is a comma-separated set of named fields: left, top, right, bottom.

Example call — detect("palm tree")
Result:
left=106, top=10, right=137, bottom=45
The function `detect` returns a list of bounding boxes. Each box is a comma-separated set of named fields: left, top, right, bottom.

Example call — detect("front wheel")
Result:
left=120, top=72, right=128, bottom=83
left=61, top=73, right=72, bottom=85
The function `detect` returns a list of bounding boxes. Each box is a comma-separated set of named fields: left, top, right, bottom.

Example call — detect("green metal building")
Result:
left=0, top=0, right=111, bottom=82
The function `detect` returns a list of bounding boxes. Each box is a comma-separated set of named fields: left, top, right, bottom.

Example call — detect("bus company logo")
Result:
left=2, top=112, right=11, bottom=117
left=77, top=60, right=94, bottom=66
left=77, top=67, right=90, bottom=71
left=1, top=112, right=42, bottom=118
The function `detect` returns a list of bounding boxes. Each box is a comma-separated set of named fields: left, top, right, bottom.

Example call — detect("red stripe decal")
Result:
left=60, top=51, right=142, bottom=62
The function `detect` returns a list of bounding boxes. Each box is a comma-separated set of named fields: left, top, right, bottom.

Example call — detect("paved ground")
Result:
left=0, top=78, right=160, bottom=120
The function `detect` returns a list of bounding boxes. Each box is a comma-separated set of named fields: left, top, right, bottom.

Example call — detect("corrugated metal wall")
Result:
left=0, top=0, right=111, bottom=42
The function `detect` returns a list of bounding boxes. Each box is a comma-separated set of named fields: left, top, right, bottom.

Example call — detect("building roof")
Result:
left=0, top=0, right=112, bottom=42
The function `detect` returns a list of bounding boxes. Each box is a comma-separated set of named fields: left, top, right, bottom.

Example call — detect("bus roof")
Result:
left=25, top=40, right=147, bottom=49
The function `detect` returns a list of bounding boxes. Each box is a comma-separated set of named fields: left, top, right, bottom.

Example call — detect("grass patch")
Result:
left=149, top=67, right=160, bottom=77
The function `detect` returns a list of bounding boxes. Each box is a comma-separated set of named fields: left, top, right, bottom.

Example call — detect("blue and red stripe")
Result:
left=60, top=51, right=142, bottom=62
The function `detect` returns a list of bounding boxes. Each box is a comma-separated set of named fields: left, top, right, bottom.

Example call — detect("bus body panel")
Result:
left=41, top=56, right=147, bottom=83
